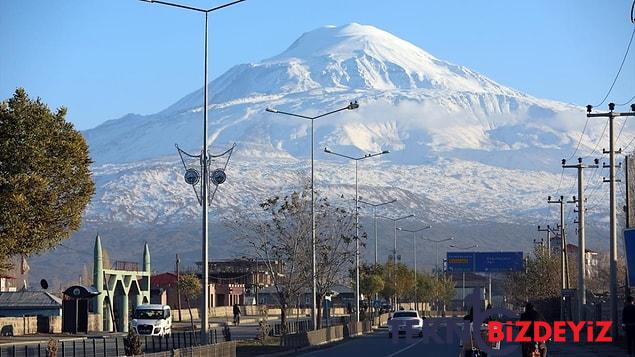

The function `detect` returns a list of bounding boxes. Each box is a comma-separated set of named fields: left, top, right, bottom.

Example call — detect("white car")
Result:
left=131, top=304, right=172, bottom=336
left=387, top=310, right=424, bottom=338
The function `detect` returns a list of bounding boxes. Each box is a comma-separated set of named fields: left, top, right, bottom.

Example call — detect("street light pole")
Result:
left=358, top=198, right=397, bottom=266
left=141, top=0, right=245, bottom=343
left=265, top=102, right=359, bottom=329
left=397, top=226, right=431, bottom=312
left=425, top=238, right=453, bottom=276
left=324, top=147, right=390, bottom=322
left=377, top=214, right=415, bottom=308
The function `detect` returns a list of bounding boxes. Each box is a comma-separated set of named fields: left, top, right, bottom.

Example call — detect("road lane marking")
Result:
left=383, top=338, right=424, bottom=357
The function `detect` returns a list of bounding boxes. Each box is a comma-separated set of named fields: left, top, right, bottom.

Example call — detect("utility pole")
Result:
left=537, top=225, right=552, bottom=255
left=176, top=254, right=182, bottom=322
left=548, top=195, right=567, bottom=320
left=586, top=103, right=635, bottom=337
left=563, top=157, right=599, bottom=322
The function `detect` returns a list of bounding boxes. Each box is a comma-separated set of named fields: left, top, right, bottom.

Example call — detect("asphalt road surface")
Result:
left=299, top=320, right=523, bottom=357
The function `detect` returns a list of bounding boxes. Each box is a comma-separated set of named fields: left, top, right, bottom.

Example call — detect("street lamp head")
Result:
left=324, top=147, right=332, bottom=153
left=265, top=107, right=278, bottom=113
left=382, top=150, right=390, bottom=154
left=347, top=101, right=359, bottom=110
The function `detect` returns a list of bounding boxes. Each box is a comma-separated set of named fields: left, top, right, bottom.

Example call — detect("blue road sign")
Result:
left=474, top=252, right=523, bottom=272
left=446, top=251, right=523, bottom=272
left=446, top=252, right=475, bottom=272
left=624, top=229, right=635, bottom=286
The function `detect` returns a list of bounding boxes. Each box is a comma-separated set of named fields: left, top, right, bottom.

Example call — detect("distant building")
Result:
left=566, top=243, right=599, bottom=278
left=0, top=275, right=17, bottom=292
left=151, top=271, right=245, bottom=309
left=196, top=259, right=281, bottom=291
left=256, top=284, right=354, bottom=308
left=0, top=291, right=62, bottom=317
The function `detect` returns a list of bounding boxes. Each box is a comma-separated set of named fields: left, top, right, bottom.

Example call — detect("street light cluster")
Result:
left=141, top=0, right=451, bottom=333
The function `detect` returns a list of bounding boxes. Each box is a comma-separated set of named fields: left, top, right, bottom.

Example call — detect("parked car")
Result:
left=130, top=304, right=172, bottom=336
left=387, top=310, right=424, bottom=338
left=380, top=303, right=393, bottom=313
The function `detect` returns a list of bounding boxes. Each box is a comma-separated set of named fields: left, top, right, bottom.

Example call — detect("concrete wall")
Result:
left=281, top=319, right=377, bottom=348
left=0, top=316, right=37, bottom=336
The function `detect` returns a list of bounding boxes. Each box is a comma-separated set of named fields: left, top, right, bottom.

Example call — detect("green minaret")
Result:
left=93, top=234, right=104, bottom=331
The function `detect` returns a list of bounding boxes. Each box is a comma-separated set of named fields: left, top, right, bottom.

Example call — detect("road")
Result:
left=298, top=320, right=523, bottom=357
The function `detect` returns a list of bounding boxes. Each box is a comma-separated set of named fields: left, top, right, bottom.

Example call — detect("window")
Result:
left=392, top=311, right=418, bottom=318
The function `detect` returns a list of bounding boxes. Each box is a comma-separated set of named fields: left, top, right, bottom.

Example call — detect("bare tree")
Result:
left=229, top=180, right=358, bottom=331
left=314, top=197, right=356, bottom=328
left=229, top=187, right=312, bottom=335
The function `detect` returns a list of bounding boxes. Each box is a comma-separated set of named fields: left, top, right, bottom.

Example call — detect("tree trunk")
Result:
left=316, top=297, right=322, bottom=329
left=280, top=302, right=287, bottom=335
left=185, top=296, right=195, bottom=332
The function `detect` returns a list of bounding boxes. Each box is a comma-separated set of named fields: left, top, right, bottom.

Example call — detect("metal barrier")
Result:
left=0, top=330, right=220, bottom=357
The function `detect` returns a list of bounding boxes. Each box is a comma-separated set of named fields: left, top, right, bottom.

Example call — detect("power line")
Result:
left=617, top=94, right=635, bottom=106
left=587, top=119, right=609, bottom=158
left=592, top=26, right=635, bottom=108
left=567, top=118, right=590, bottom=160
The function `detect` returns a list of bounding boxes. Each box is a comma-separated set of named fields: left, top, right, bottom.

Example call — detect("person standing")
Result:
left=519, top=302, right=547, bottom=357
left=623, top=296, right=635, bottom=356
left=233, top=303, right=241, bottom=326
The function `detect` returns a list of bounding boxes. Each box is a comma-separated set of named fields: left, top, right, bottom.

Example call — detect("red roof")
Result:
left=151, top=272, right=178, bottom=288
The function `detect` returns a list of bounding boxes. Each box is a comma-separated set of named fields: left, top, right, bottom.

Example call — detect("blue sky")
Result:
left=1, top=0, right=634, bottom=130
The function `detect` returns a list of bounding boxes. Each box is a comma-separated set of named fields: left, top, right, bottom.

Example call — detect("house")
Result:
left=256, top=284, right=354, bottom=308
left=151, top=272, right=245, bottom=309
left=0, top=275, right=17, bottom=292
left=566, top=243, right=599, bottom=278
left=0, top=291, right=62, bottom=317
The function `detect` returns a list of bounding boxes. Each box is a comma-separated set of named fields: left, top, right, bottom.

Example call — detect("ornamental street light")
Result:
left=141, top=0, right=245, bottom=343
left=449, top=244, right=478, bottom=308
left=358, top=198, right=397, bottom=266
left=265, top=101, right=359, bottom=329
left=377, top=213, right=415, bottom=306
left=397, top=225, right=431, bottom=312
left=324, top=147, right=390, bottom=322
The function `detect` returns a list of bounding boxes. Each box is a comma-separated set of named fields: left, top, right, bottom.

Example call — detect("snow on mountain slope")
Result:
left=83, top=23, right=624, bottom=170
left=79, top=23, right=630, bottom=227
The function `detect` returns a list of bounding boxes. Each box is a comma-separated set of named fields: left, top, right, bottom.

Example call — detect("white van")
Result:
left=130, top=304, right=172, bottom=336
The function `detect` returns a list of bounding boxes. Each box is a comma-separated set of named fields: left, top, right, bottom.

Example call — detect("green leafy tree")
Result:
left=380, top=261, right=415, bottom=307
left=0, top=89, right=94, bottom=271
left=433, top=275, right=455, bottom=312
left=353, top=263, right=384, bottom=316
left=504, top=246, right=560, bottom=304
left=123, top=330, right=142, bottom=355
left=178, top=273, right=201, bottom=331
left=415, top=272, right=436, bottom=313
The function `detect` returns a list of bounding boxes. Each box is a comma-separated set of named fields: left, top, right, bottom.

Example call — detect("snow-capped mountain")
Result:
left=84, top=23, right=611, bottom=170
left=30, top=23, right=629, bottom=285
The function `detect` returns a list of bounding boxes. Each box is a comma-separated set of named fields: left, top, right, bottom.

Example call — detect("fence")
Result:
left=0, top=330, right=221, bottom=357
left=268, top=319, right=313, bottom=336
left=136, top=341, right=236, bottom=357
